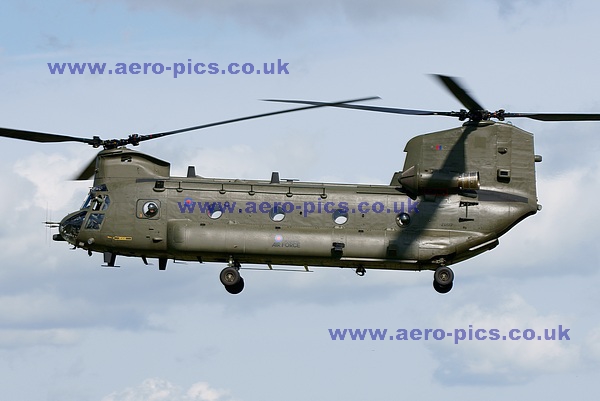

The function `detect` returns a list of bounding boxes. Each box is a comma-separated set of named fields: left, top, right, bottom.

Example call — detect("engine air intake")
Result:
left=400, top=165, right=480, bottom=195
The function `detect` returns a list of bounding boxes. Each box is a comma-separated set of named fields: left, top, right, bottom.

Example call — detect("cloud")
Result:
left=0, top=328, right=80, bottom=348
left=427, top=293, right=582, bottom=385
left=13, top=150, right=91, bottom=211
left=93, top=0, right=455, bottom=33
left=469, top=152, right=600, bottom=279
left=39, top=34, right=72, bottom=51
left=185, top=382, right=231, bottom=401
left=174, top=142, right=319, bottom=180
left=90, top=0, right=564, bottom=35
left=583, top=327, right=600, bottom=365
left=493, top=0, right=562, bottom=17
left=101, top=379, right=233, bottom=401
left=0, top=291, right=90, bottom=329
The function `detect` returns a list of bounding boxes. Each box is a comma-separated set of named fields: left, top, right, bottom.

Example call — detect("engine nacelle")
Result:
left=399, top=165, right=480, bottom=195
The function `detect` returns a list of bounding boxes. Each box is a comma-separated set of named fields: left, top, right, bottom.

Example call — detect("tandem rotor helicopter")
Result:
left=3, top=75, right=600, bottom=294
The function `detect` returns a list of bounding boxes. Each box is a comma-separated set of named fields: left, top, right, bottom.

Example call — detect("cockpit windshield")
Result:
left=80, top=184, right=109, bottom=210
left=60, top=211, right=87, bottom=243
left=81, top=194, right=92, bottom=210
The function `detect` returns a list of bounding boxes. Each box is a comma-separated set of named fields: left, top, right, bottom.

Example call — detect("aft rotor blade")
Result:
left=139, top=96, right=380, bottom=143
left=262, top=98, right=455, bottom=117
left=433, top=74, right=485, bottom=112
left=503, top=112, right=600, bottom=121
left=0, top=127, right=95, bottom=145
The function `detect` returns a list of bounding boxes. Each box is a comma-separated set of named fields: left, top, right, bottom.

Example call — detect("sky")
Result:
left=1, top=0, right=600, bottom=400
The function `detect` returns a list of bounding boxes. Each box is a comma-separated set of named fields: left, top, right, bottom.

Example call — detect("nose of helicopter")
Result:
left=55, top=210, right=87, bottom=245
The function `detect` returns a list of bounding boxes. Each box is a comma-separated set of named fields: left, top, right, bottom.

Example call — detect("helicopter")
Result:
left=3, top=75, right=600, bottom=294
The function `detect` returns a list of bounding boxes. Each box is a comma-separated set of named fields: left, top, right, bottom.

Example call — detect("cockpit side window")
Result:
left=91, top=194, right=110, bottom=211
left=80, top=185, right=110, bottom=230
left=81, top=185, right=109, bottom=210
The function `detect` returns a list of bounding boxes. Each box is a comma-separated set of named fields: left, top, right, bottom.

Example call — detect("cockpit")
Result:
left=58, top=184, right=111, bottom=244
left=80, top=184, right=110, bottom=211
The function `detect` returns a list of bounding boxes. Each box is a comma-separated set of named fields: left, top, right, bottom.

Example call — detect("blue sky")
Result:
left=2, top=1, right=600, bottom=400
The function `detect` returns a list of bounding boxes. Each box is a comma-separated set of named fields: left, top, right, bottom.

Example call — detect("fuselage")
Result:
left=59, top=121, right=541, bottom=272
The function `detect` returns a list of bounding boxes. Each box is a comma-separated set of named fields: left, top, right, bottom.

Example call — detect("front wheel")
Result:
left=433, top=266, right=454, bottom=287
left=220, top=266, right=241, bottom=286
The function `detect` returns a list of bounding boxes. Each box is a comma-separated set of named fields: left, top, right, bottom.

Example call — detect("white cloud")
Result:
left=583, top=327, right=600, bottom=365
left=473, top=154, right=600, bottom=277
left=0, top=328, right=80, bottom=348
left=101, top=0, right=454, bottom=31
left=174, top=141, right=319, bottom=181
left=13, top=150, right=91, bottom=211
left=186, top=382, right=231, bottom=401
left=101, top=379, right=233, bottom=401
left=0, top=291, right=88, bottom=327
left=428, top=294, right=582, bottom=385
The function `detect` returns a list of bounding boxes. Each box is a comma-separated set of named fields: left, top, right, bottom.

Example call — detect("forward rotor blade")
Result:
left=503, top=112, right=600, bottom=121
left=0, top=127, right=95, bottom=145
left=139, top=96, right=380, bottom=143
left=433, top=74, right=485, bottom=112
left=2, top=97, right=379, bottom=149
left=73, top=156, right=97, bottom=180
left=262, top=98, right=454, bottom=117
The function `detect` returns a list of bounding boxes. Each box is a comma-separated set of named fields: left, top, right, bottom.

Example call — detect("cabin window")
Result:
left=207, top=203, right=223, bottom=219
left=332, top=209, right=349, bottom=225
left=142, top=201, right=160, bottom=218
left=270, top=206, right=286, bottom=222
left=137, top=200, right=161, bottom=219
left=396, top=212, right=411, bottom=227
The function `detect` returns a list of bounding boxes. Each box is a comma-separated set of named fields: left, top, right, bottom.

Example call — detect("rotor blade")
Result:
left=0, top=127, right=95, bottom=145
left=73, top=156, right=97, bottom=180
left=433, top=74, right=485, bottom=112
left=503, top=112, right=600, bottom=121
left=262, top=98, right=455, bottom=117
left=138, top=96, right=380, bottom=143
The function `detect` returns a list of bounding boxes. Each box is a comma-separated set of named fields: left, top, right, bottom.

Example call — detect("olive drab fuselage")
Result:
left=58, top=120, right=541, bottom=274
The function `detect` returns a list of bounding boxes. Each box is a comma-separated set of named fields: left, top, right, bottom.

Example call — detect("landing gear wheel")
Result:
left=356, top=266, right=366, bottom=276
left=434, top=266, right=454, bottom=286
left=433, top=266, right=454, bottom=294
left=433, top=280, right=453, bottom=294
left=225, top=277, right=245, bottom=295
left=220, top=266, right=241, bottom=286
left=220, top=266, right=245, bottom=294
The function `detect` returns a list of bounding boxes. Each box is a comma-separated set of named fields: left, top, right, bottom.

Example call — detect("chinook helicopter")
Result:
left=3, top=75, right=600, bottom=294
